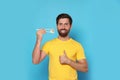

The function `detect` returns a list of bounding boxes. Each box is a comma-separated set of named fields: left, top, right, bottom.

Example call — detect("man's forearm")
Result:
left=32, top=39, right=41, bottom=64
left=59, top=51, right=88, bottom=72
left=67, top=59, right=88, bottom=72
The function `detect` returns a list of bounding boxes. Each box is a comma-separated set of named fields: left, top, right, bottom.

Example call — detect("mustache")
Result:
left=60, top=29, right=67, bottom=31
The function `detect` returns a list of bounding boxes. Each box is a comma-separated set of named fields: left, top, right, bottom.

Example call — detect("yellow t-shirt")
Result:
left=42, top=38, right=86, bottom=80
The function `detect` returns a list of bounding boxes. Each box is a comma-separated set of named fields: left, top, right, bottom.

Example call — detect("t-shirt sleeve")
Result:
left=41, top=42, right=50, bottom=55
left=76, top=44, right=86, bottom=60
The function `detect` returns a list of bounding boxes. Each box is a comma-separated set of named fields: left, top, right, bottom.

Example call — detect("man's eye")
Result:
left=59, top=23, right=62, bottom=25
left=65, top=23, right=68, bottom=25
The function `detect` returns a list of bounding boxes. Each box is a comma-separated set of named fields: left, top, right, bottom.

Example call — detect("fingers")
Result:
left=59, top=50, right=67, bottom=57
left=41, top=29, right=46, bottom=34
left=36, top=29, right=46, bottom=37
left=37, top=29, right=46, bottom=34
left=59, top=51, right=69, bottom=64
left=63, top=50, right=66, bottom=56
left=36, top=29, right=46, bottom=41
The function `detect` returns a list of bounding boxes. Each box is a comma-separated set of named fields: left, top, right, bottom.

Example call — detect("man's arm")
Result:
left=32, top=29, right=47, bottom=64
left=67, top=59, right=88, bottom=72
left=59, top=51, right=88, bottom=72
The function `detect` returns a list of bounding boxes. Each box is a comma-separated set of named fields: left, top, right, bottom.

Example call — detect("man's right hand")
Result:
left=36, top=29, right=46, bottom=41
left=32, top=29, right=47, bottom=64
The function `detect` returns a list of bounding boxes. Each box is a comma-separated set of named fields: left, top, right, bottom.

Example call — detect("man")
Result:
left=32, top=13, right=88, bottom=80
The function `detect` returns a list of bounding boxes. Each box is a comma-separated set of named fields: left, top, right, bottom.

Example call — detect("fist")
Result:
left=36, top=29, right=46, bottom=41
left=59, top=51, right=70, bottom=64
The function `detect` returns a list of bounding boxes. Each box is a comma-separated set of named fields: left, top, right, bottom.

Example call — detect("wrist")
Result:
left=66, top=59, right=71, bottom=65
left=36, top=34, right=42, bottom=41
left=37, top=37, right=42, bottom=42
left=37, top=39, right=41, bottom=42
left=36, top=39, right=41, bottom=45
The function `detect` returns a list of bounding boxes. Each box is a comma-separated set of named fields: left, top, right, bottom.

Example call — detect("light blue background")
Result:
left=0, top=0, right=120, bottom=80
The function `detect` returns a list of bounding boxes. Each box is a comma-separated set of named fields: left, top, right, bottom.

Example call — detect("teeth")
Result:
left=61, top=30, right=66, bottom=33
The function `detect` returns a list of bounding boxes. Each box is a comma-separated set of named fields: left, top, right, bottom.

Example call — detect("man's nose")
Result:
left=61, top=24, right=66, bottom=29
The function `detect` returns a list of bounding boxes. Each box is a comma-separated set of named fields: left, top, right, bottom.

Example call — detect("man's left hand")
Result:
left=59, top=50, right=71, bottom=64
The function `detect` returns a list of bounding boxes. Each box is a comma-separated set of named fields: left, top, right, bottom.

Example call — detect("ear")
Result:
left=70, top=24, right=72, bottom=28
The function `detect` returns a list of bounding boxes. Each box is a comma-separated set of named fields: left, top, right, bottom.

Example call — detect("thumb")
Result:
left=64, top=50, right=67, bottom=56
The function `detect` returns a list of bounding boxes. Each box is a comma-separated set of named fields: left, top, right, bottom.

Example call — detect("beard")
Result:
left=58, top=29, right=70, bottom=37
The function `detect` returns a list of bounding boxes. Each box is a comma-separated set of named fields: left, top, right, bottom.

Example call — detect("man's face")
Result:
left=57, top=18, right=71, bottom=37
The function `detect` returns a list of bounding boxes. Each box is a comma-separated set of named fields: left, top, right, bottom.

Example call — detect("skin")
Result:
left=32, top=18, right=88, bottom=72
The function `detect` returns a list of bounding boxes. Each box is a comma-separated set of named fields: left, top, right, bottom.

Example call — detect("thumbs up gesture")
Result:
left=59, top=50, right=71, bottom=64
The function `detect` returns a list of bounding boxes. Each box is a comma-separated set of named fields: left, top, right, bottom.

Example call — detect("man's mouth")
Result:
left=60, top=30, right=66, bottom=33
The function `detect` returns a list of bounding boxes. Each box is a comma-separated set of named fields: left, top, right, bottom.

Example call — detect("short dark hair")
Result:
left=56, top=13, right=72, bottom=25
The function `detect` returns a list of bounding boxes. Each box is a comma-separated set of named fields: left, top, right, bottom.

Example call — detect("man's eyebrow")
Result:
left=58, top=23, right=63, bottom=24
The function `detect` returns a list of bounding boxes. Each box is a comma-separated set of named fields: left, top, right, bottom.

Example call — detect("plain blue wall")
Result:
left=0, top=0, right=120, bottom=80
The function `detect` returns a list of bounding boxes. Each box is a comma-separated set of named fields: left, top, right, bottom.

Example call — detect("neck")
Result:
left=58, top=35, right=70, bottom=41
